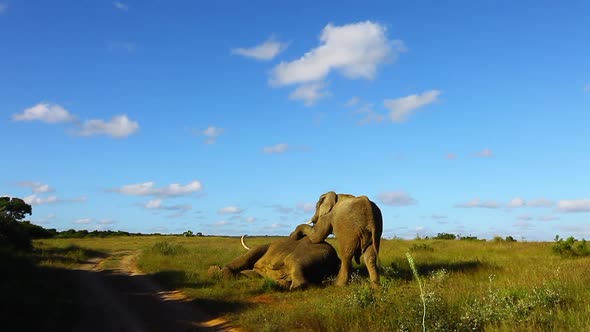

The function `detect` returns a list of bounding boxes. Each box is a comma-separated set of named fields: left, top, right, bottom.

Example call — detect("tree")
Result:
left=0, top=197, right=32, bottom=222
left=1, top=196, right=34, bottom=251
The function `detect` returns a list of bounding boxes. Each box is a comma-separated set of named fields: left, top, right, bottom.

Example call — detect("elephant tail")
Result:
left=371, top=201, right=383, bottom=257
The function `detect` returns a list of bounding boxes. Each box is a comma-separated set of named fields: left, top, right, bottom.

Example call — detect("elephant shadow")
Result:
left=382, top=260, right=486, bottom=281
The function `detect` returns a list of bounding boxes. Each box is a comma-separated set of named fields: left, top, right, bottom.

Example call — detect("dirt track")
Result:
left=70, top=251, right=240, bottom=332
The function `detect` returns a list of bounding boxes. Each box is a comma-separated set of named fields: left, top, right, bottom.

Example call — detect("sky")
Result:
left=1, top=1, right=590, bottom=241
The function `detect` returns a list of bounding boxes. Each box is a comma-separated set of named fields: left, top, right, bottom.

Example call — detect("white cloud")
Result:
left=507, top=197, right=554, bottom=209
left=475, top=148, right=494, bottom=158
left=113, top=1, right=128, bottom=11
left=431, top=214, right=447, bottom=220
left=377, top=191, right=417, bottom=206
left=215, top=220, right=231, bottom=226
left=584, top=84, right=590, bottom=92
left=527, top=198, right=553, bottom=208
left=271, top=21, right=403, bottom=86
left=24, top=194, right=59, bottom=206
left=13, top=103, right=77, bottom=123
left=244, top=216, right=257, bottom=223
left=345, top=96, right=361, bottom=107
left=218, top=206, right=243, bottom=215
left=384, top=90, right=441, bottom=123
left=507, top=197, right=525, bottom=208
left=355, top=103, right=385, bottom=124
left=297, top=202, right=315, bottom=213
left=74, top=218, right=93, bottom=224
left=19, top=181, right=54, bottom=193
left=263, top=143, right=289, bottom=154
left=446, top=153, right=457, bottom=160
left=77, top=114, right=139, bottom=138
left=201, top=125, right=224, bottom=144
left=289, top=82, right=330, bottom=106
left=98, top=219, right=114, bottom=224
left=455, top=198, right=501, bottom=209
left=0, top=3, right=7, bottom=14
left=114, top=180, right=203, bottom=197
left=145, top=198, right=162, bottom=209
left=556, top=199, right=590, bottom=212
left=232, top=37, right=288, bottom=61
left=517, top=215, right=533, bottom=221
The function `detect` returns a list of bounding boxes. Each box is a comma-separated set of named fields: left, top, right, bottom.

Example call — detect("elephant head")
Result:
left=309, top=191, right=337, bottom=223
left=290, top=192, right=383, bottom=287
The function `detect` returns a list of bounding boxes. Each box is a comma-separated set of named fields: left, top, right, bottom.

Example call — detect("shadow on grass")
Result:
left=150, top=270, right=215, bottom=289
left=34, top=245, right=108, bottom=265
left=2, top=247, right=247, bottom=332
left=376, top=260, right=488, bottom=280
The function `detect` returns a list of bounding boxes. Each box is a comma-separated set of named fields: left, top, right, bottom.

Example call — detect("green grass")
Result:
left=23, top=236, right=590, bottom=331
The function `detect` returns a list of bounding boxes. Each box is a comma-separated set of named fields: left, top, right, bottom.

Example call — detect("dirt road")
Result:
left=70, top=250, right=241, bottom=332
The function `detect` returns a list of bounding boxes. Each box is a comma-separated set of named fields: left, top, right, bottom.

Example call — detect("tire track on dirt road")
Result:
left=71, top=250, right=241, bottom=332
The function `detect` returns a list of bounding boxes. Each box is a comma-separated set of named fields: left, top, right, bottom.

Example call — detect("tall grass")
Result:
left=33, top=236, right=590, bottom=331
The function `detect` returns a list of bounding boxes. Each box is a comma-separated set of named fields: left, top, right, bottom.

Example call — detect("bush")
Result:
left=552, top=235, right=590, bottom=257
left=433, top=232, right=457, bottom=240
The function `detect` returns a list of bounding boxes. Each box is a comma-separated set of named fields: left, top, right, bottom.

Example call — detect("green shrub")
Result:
left=552, top=235, right=590, bottom=257
left=433, top=232, right=457, bottom=240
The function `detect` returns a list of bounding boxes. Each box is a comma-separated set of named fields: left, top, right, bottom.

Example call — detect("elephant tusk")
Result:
left=306, top=220, right=314, bottom=225
left=240, top=234, right=250, bottom=250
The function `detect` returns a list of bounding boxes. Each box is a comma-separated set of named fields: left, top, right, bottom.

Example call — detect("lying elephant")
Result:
left=208, top=235, right=340, bottom=290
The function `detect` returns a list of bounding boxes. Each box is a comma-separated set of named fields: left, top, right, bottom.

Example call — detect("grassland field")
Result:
left=8, top=235, right=590, bottom=331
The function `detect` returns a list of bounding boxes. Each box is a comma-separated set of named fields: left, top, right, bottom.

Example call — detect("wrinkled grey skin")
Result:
left=210, top=236, right=340, bottom=290
left=290, top=191, right=383, bottom=286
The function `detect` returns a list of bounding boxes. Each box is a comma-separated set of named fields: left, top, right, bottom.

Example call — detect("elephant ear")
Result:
left=317, top=191, right=337, bottom=217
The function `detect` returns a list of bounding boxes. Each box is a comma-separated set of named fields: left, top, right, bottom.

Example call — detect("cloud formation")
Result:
left=475, top=148, right=494, bottom=158
left=455, top=198, right=501, bottom=209
left=201, top=125, right=224, bottom=144
left=19, top=181, right=54, bottom=193
left=218, top=206, right=243, bottom=215
left=14, top=103, right=139, bottom=139
left=271, top=21, right=402, bottom=86
left=0, top=3, right=7, bottom=14
left=263, top=143, right=289, bottom=154
left=384, top=90, right=441, bottom=123
left=113, top=1, right=128, bottom=11
left=76, top=115, right=139, bottom=138
left=378, top=191, right=417, bottom=206
left=113, top=181, right=203, bottom=197
left=24, top=194, right=59, bottom=206
left=556, top=199, right=590, bottom=212
left=232, top=37, right=288, bottom=61
left=288, top=82, right=329, bottom=106
left=13, top=103, right=77, bottom=123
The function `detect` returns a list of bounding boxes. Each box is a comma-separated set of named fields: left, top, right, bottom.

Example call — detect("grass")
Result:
left=16, top=236, right=590, bottom=331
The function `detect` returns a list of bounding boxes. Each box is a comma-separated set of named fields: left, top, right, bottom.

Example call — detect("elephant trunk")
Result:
left=241, top=234, right=250, bottom=250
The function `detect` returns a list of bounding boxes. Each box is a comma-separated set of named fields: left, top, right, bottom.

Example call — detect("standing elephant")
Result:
left=290, top=191, right=383, bottom=286
left=208, top=235, right=340, bottom=290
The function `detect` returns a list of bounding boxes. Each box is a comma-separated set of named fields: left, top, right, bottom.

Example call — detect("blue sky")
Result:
left=2, top=1, right=589, bottom=240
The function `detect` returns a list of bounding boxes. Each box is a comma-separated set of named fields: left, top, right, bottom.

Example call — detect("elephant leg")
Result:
left=363, top=246, right=380, bottom=286
left=335, top=252, right=354, bottom=286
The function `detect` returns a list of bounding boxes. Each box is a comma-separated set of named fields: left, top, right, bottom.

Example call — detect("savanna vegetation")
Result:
left=2, top=197, right=590, bottom=331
